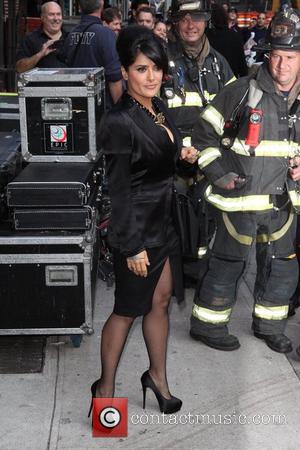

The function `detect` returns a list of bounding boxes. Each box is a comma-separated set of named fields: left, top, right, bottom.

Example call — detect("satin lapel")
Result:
left=126, top=103, right=167, bottom=152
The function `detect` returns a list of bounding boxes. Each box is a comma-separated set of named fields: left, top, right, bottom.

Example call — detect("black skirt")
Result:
left=112, top=229, right=184, bottom=317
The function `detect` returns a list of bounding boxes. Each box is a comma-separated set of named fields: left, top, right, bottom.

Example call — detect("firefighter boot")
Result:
left=190, top=331, right=240, bottom=351
left=253, top=332, right=292, bottom=353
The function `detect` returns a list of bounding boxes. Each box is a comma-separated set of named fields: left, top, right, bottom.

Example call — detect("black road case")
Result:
left=7, top=160, right=101, bottom=207
left=0, top=225, right=99, bottom=336
left=18, top=68, right=105, bottom=162
left=13, top=206, right=95, bottom=231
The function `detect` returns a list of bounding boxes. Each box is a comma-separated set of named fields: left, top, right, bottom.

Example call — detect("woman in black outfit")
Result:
left=89, top=26, right=198, bottom=415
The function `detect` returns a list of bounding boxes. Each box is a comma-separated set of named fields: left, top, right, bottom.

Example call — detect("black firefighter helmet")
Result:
left=168, top=0, right=211, bottom=22
left=255, top=6, right=300, bottom=52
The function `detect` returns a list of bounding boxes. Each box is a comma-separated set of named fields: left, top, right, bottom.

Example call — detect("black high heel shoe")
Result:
left=141, top=371, right=182, bottom=414
left=88, top=379, right=100, bottom=417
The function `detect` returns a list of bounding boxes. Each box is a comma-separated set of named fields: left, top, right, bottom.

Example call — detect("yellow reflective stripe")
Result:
left=231, top=140, right=299, bottom=157
left=222, top=212, right=253, bottom=245
left=254, top=304, right=289, bottom=320
left=183, top=136, right=191, bottom=146
left=198, top=147, right=221, bottom=169
left=0, top=92, right=18, bottom=96
left=289, top=190, right=300, bottom=206
left=167, top=92, right=203, bottom=108
left=201, top=105, right=224, bottom=136
left=256, top=208, right=294, bottom=243
left=167, top=94, right=184, bottom=108
left=192, top=304, right=232, bottom=323
left=205, top=185, right=273, bottom=212
left=225, top=76, right=236, bottom=86
left=198, top=246, right=208, bottom=258
left=203, top=90, right=216, bottom=102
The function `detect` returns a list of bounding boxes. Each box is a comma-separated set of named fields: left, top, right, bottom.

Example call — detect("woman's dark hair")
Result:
left=116, top=25, right=168, bottom=74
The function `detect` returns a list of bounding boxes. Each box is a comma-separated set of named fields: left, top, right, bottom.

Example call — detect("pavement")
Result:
left=1, top=257, right=300, bottom=450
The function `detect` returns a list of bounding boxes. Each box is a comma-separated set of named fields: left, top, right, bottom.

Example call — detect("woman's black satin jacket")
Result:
left=100, top=92, right=182, bottom=257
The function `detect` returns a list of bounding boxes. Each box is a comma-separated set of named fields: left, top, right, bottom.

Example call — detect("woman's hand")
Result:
left=127, top=250, right=150, bottom=277
left=180, top=146, right=200, bottom=164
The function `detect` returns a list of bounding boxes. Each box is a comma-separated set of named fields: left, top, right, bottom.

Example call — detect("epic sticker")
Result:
left=50, top=125, right=67, bottom=143
left=44, top=123, right=74, bottom=153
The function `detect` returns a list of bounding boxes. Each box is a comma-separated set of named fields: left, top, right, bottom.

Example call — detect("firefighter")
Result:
left=190, top=6, right=300, bottom=353
left=161, top=0, right=235, bottom=280
left=162, top=0, right=235, bottom=149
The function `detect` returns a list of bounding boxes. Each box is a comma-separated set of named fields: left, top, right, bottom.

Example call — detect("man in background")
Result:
left=128, top=0, right=150, bottom=24
left=16, top=1, right=67, bottom=72
left=102, top=7, right=122, bottom=35
left=62, top=0, right=123, bottom=106
left=136, top=6, right=155, bottom=30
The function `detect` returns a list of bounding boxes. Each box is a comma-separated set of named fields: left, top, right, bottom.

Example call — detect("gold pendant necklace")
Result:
left=155, top=112, right=165, bottom=125
left=130, top=95, right=166, bottom=125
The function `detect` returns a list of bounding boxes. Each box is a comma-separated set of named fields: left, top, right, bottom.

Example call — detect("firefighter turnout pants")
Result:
left=191, top=205, right=299, bottom=337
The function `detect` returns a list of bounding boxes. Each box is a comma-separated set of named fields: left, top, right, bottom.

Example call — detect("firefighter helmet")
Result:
left=255, top=7, right=300, bottom=52
left=168, top=0, right=211, bottom=22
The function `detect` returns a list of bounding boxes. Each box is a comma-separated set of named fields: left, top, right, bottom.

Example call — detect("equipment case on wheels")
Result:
left=0, top=224, right=99, bottom=337
left=18, top=67, right=105, bottom=162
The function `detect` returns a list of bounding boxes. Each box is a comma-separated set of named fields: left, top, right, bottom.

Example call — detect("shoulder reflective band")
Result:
left=192, top=304, right=232, bottom=323
left=201, top=105, right=224, bottom=136
left=167, top=92, right=203, bottom=108
left=254, top=304, right=289, bottom=321
left=197, top=147, right=221, bottom=169
left=256, top=208, right=294, bottom=243
left=222, top=212, right=253, bottom=245
left=205, top=185, right=273, bottom=212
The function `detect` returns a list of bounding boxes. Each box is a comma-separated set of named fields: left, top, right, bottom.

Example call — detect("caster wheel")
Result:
left=70, top=334, right=83, bottom=348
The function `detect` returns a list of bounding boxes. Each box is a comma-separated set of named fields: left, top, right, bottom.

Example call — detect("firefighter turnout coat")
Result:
left=190, top=62, right=300, bottom=337
left=163, top=40, right=235, bottom=147
left=193, top=63, right=300, bottom=213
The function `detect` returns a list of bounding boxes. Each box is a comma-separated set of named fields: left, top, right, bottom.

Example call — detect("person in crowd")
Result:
left=102, top=6, right=122, bottom=35
left=244, top=12, right=268, bottom=62
left=206, top=4, right=247, bottom=78
left=136, top=6, right=156, bottom=29
left=163, top=0, right=234, bottom=149
left=62, top=0, right=123, bottom=106
left=190, top=7, right=300, bottom=354
left=161, top=0, right=234, bottom=284
left=128, top=0, right=150, bottom=24
left=227, top=6, right=242, bottom=35
left=251, top=12, right=268, bottom=43
left=153, top=19, right=167, bottom=42
left=221, top=3, right=229, bottom=12
left=16, top=1, right=67, bottom=72
left=89, top=25, right=197, bottom=416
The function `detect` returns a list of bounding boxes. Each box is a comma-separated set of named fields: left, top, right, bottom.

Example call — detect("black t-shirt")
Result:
left=16, top=27, right=68, bottom=68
